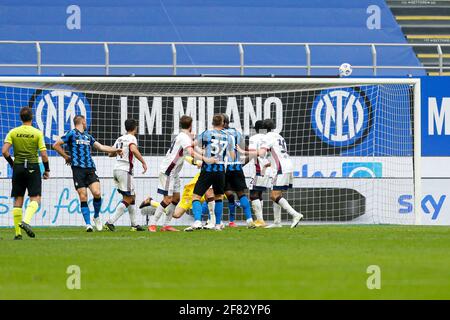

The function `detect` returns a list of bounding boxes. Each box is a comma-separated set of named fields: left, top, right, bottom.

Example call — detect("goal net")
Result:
left=0, top=77, right=421, bottom=227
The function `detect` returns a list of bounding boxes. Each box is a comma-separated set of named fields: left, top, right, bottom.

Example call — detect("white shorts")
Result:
left=113, top=169, right=135, bottom=196
left=250, top=174, right=271, bottom=191
left=157, top=172, right=181, bottom=196
left=272, top=172, right=293, bottom=190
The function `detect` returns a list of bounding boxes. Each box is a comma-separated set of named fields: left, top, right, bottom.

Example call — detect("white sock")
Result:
left=164, top=203, right=176, bottom=226
left=252, top=199, right=263, bottom=221
left=128, top=204, right=137, bottom=226
left=109, top=201, right=127, bottom=224
left=208, top=201, right=215, bottom=225
left=273, top=202, right=282, bottom=224
left=261, top=200, right=265, bottom=219
left=278, top=198, right=300, bottom=217
left=150, top=204, right=166, bottom=225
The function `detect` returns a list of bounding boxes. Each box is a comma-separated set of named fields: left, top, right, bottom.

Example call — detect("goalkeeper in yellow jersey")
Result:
left=2, top=107, right=50, bottom=240
left=173, top=170, right=217, bottom=230
left=139, top=156, right=217, bottom=230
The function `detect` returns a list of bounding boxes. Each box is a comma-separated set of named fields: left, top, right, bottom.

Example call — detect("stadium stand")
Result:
left=0, top=0, right=424, bottom=76
left=387, top=0, right=450, bottom=75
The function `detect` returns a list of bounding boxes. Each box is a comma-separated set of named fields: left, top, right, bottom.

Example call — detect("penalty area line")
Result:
left=34, top=236, right=152, bottom=241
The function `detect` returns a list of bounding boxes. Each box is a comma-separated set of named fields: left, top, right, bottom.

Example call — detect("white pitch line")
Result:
left=34, top=236, right=153, bottom=240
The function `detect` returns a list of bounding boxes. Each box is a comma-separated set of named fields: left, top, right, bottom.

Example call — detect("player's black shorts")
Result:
left=193, top=170, right=226, bottom=197
left=11, top=163, right=42, bottom=197
left=225, top=169, right=248, bottom=192
left=72, top=167, right=99, bottom=189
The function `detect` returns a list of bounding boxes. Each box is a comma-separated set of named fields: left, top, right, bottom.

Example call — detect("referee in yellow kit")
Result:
left=2, top=107, right=50, bottom=240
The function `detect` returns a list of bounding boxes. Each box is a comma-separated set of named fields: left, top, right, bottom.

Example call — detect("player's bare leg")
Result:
left=126, top=195, right=144, bottom=231
left=106, top=194, right=143, bottom=231
left=269, top=190, right=302, bottom=228
left=160, top=192, right=180, bottom=232
left=172, top=205, right=187, bottom=219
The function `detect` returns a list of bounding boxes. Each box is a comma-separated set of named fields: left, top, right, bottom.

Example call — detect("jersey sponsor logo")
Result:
left=75, top=139, right=91, bottom=146
left=311, top=88, right=369, bottom=147
left=33, top=90, right=91, bottom=143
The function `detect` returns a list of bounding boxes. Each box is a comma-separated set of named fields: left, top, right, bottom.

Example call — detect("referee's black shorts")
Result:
left=71, top=167, right=99, bottom=189
left=11, top=163, right=42, bottom=197
left=225, top=169, right=248, bottom=192
left=193, top=170, right=226, bottom=197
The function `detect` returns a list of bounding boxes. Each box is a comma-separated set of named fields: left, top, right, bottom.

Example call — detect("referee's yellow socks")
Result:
left=12, top=207, right=22, bottom=236
left=24, top=201, right=39, bottom=224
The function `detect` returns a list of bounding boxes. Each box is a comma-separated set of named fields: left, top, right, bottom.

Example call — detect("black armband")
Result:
left=43, top=161, right=50, bottom=172
left=5, top=155, right=14, bottom=167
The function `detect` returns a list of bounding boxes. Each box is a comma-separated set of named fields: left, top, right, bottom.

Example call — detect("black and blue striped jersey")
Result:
left=198, top=129, right=235, bottom=172
left=224, top=127, right=243, bottom=171
left=61, top=129, right=96, bottom=169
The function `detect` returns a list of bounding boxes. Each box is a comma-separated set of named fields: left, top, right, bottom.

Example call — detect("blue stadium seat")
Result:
left=0, top=0, right=424, bottom=76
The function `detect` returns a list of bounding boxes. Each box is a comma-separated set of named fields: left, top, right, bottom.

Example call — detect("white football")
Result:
left=339, top=63, right=353, bottom=77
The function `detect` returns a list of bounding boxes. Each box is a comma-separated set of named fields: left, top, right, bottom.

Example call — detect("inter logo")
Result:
left=33, top=90, right=91, bottom=143
left=311, top=88, right=370, bottom=147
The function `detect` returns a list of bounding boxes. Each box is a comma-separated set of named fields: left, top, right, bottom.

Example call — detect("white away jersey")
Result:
left=113, top=134, right=138, bottom=174
left=160, top=131, right=193, bottom=175
left=260, top=132, right=293, bottom=174
left=248, top=133, right=269, bottom=176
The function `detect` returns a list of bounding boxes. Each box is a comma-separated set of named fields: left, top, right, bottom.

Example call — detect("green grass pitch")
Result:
left=1, top=225, right=450, bottom=300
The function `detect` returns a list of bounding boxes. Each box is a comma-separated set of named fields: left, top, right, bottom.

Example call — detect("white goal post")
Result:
left=0, top=76, right=421, bottom=226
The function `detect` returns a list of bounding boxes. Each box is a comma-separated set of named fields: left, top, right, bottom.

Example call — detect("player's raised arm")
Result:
left=186, top=145, right=216, bottom=164
left=108, top=138, right=119, bottom=157
left=130, top=143, right=147, bottom=174
left=236, top=143, right=257, bottom=161
left=187, top=133, right=216, bottom=164
left=258, top=147, right=268, bottom=158
left=184, top=155, right=202, bottom=168
left=257, top=135, right=271, bottom=158
left=93, top=141, right=123, bottom=156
